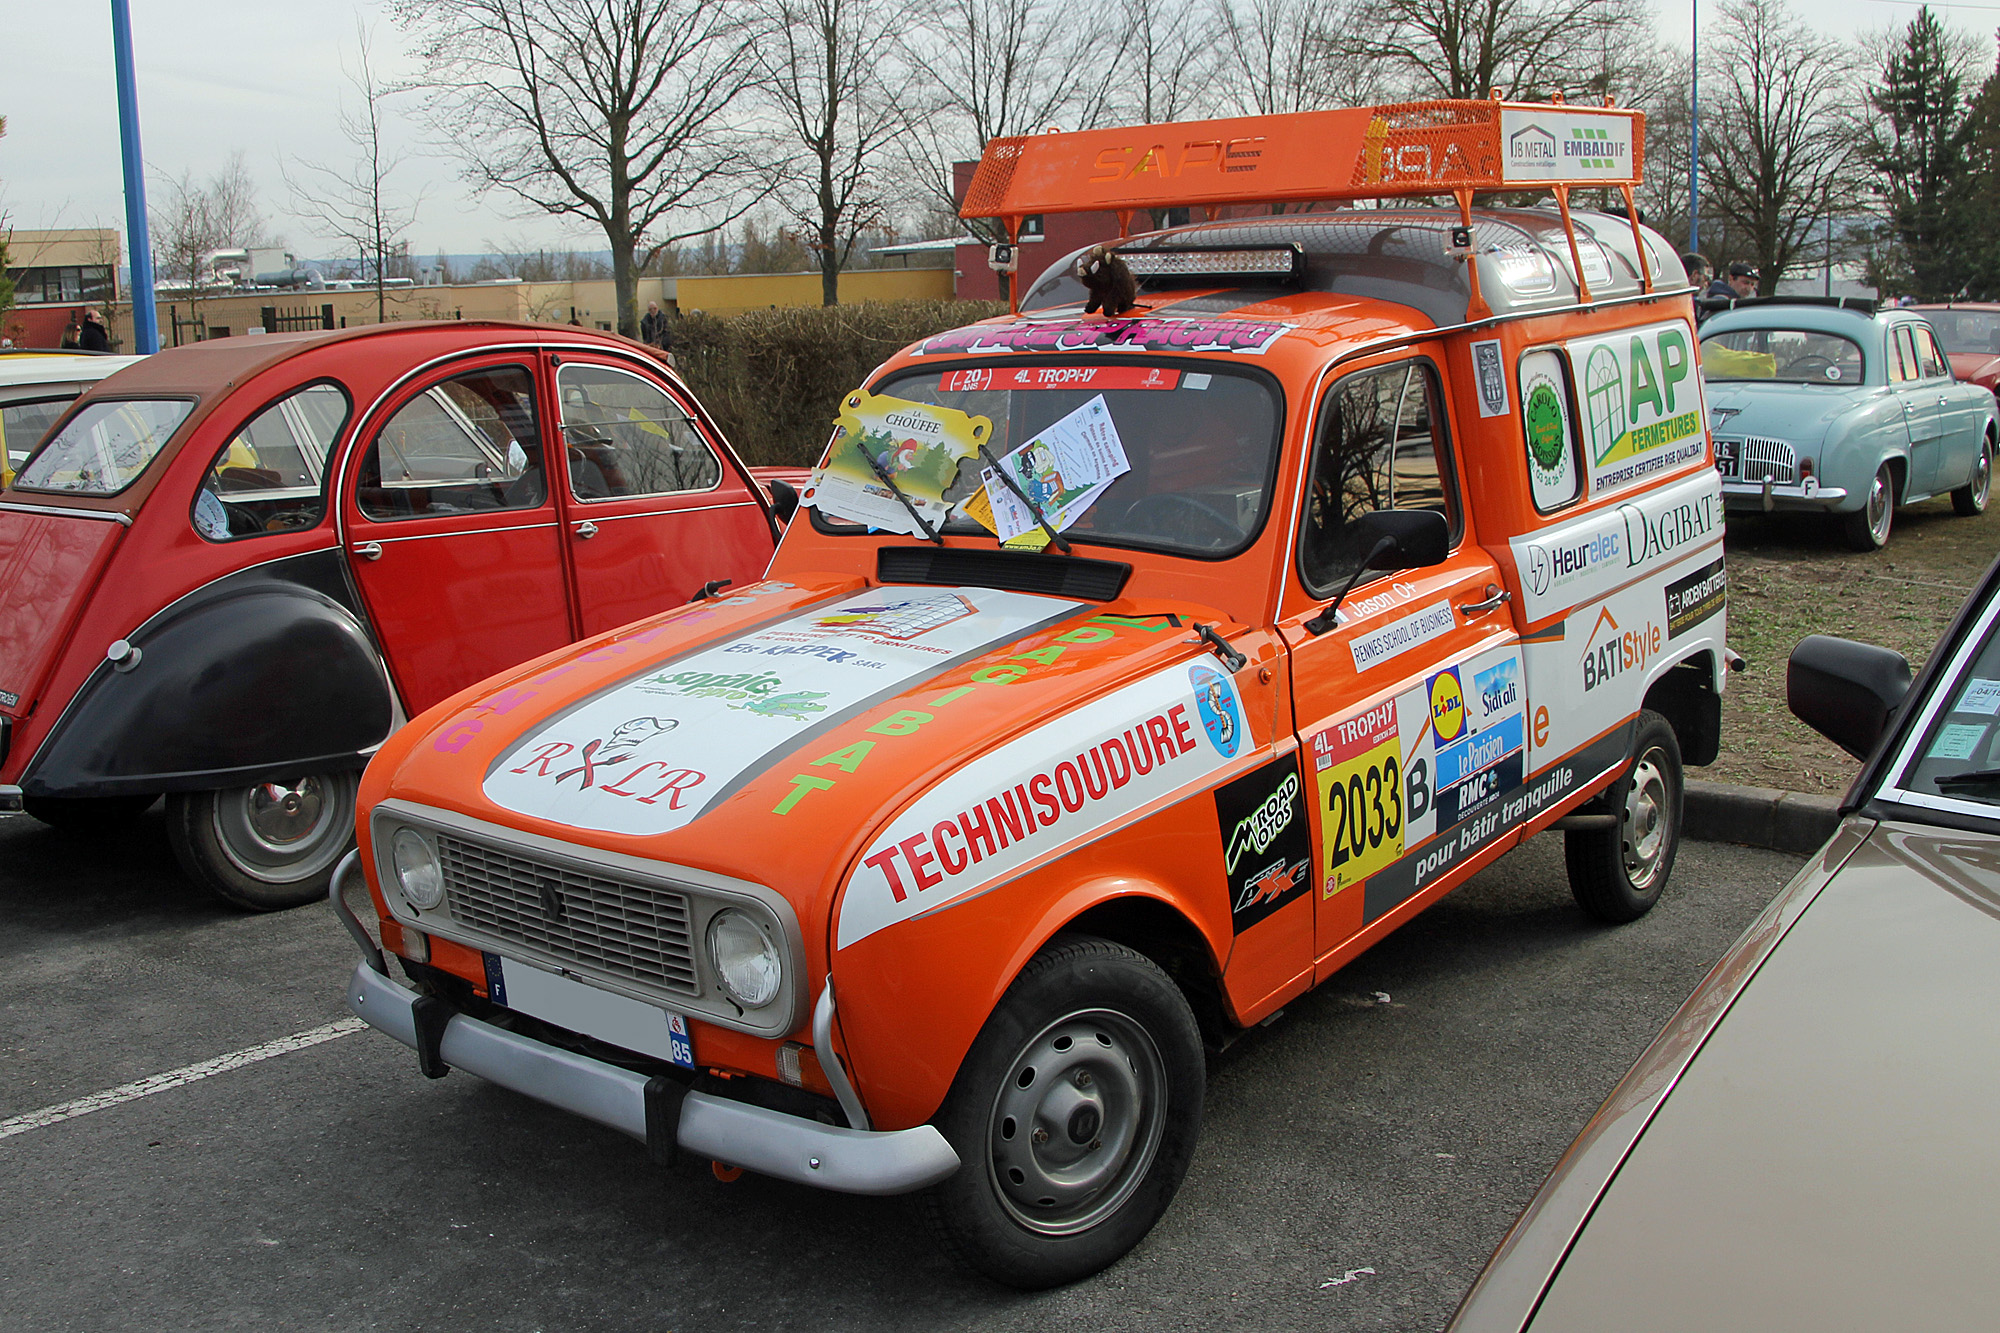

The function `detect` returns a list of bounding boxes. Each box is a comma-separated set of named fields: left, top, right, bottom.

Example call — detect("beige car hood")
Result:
left=1529, top=821, right=2000, bottom=1331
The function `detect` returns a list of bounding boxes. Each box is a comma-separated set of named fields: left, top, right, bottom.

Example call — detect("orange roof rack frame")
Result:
left=962, top=95, right=1650, bottom=316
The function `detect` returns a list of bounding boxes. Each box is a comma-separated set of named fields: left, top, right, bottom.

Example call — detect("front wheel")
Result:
left=1841, top=463, right=1896, bottom=551
left=1565, top=710, right=1683, bottom=923
left=923, top=936, right=1205, bottom=1289
left=1952, top=436, right=1993, bottom=516
left=166, top=771, right=359, bottom=911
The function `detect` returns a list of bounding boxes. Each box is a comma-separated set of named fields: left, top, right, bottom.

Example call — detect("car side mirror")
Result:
left=1304, top=509, right=1450, bottom=635
left=767, top=478, right=800, bottom=524
left=1787, top=634, right=1912, bottom=759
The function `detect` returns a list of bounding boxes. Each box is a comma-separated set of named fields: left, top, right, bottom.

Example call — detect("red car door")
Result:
left=546, top=355, right=775, bottom=637
left=340, top=359, right=576, bottom=715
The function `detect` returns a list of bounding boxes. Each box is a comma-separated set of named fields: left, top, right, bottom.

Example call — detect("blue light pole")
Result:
left=110, top=0, right=158, bottom=353
left=1688, top=0, right=1704, bottom=256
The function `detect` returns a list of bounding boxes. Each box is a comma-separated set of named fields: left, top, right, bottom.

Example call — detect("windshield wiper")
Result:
left=861, top=448, right=942, bottom=544
left=977, top=444, right=1072, bottom=553
left=1934, top=767, right=2000, bottom=792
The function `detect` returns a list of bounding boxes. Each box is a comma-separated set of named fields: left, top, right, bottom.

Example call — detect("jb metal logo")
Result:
left=1579, top=608, right=1661, bottom=692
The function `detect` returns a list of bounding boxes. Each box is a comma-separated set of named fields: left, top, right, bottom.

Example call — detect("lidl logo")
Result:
left=1428, top=668, right=1465, bottom=743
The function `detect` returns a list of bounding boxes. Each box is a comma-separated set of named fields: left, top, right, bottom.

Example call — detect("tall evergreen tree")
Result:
left=1865, top=6, right=1975, bottom=298
left=1958, top=52, right=2000, bottom=297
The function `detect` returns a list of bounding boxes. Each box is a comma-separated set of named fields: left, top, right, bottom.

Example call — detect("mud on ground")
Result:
left=1711, top=496, right=1999, bottom=794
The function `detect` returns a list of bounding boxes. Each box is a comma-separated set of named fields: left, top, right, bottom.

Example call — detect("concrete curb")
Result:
left=1684, top=778, right=1843, bottom=856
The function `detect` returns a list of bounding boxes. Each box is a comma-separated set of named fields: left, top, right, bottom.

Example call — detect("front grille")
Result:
left=435, top=835, right=698, bottom=996
left=1738, top=436, right=1796, bottom=483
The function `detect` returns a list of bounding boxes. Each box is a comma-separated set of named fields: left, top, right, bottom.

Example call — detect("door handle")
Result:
left=575, top=520, right=599, bottom=540
left=1939, top=396, right=1951, bottom=406
left=1458, top=584, right=1511, bottom=616
left=353, top=541, right=383, bottom=561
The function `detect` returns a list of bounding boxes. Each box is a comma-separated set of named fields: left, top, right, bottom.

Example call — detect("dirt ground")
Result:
left=1709, top=495, right=1999, bottom=793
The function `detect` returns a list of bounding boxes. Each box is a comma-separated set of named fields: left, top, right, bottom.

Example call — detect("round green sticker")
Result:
left=1525, top=382, right=1567, bottom=473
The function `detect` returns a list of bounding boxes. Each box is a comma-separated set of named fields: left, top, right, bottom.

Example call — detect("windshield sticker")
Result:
left=917, top=316, right=1290, bottom=357
left=1570, top=320, right=1708, bottom=497
left=835, top=660, right=1241, bottom=949
left=1954, top=678, right=2000, bottom=716
left=1216, top=754, right=1311, bottom=934
left=940, top=366, right=1179, bottom=393
left=801, top=391, right=990, bottom=537
left=1349, top=600, right=1456, bottom=673
left=483, top=587, right=1080, bottom=836
left=1928, top=722, right=1988, bottom=761
left=969, top=393, right=1133, bottom=542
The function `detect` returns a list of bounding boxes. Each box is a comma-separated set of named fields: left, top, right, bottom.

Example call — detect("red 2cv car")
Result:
left=0, top=322, right=781, bottom=908
left=336, top=102, right=1730, bottom=1286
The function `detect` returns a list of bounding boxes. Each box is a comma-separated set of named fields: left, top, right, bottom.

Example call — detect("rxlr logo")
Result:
left=507, top=716, right=707, bottom=807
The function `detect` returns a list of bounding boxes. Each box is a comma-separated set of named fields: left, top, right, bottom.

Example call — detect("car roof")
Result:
left=1699, top=301, right=1905, bottom=339
left=0, top=350, right=145, bottom=390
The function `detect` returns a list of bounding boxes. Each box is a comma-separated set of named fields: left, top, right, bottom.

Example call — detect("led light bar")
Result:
left=1119, top=245, right=1304, bottom=281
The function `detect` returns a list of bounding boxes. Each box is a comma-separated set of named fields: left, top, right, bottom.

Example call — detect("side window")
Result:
left=1915, top=326, right=1950, bottom=379
left=1519, top=349, right=1582, bottom=512
left=556, top=363, right=722, bottom=500
left=356, top=366, right=542, bottom=521
left=2, top=398, right=73, bottom=470
left=1893, top=327, right=1921, bottom=383
left=1299, top=360, right=1459, bottom=597
left=192, top=383, right=349, bottom=541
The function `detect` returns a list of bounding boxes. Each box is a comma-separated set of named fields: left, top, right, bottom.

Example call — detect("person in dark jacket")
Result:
left=640, top=300, right=667, bottom=348
left=78, top=309, right=112, bottom=352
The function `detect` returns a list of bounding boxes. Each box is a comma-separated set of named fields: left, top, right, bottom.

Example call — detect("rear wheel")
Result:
left=923, top=936, right=1204, bottom=1289
left=166, top=771, right=359, bottom=911
left=21, top=793, right=158, bottom=832
left=1566, top=711, right=1682, bottom=923
left=1952, top=436, right=1993, bottom=516
left=1841, top=463, right=1896, bottom=551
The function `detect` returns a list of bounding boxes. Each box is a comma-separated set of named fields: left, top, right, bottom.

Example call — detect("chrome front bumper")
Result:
left=332, top=858, right=959, bottom=1196
left=1720, top=476, right=1849, bottom=511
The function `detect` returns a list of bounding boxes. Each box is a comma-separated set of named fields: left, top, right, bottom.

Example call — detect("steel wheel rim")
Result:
left=210, top=773, right=355, bottom=883
left=985, top=1007, right=1167, bottom=1237
left=1621, top=749, right=1672, bottom=890
left=1975, top=444, right=1993, bottom=508
left=1866, top=468, right=1893, bottom=544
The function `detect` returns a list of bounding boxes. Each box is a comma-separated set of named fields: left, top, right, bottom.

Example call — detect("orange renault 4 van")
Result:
left=334, top=100, right=1729, bottom=1287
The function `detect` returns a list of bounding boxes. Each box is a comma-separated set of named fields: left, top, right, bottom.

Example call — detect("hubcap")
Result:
left=986, top=1009, right=1167, bottom=1236
left=1976, top=445, right=1992, bottom=508
left=211, top=772, right=356, bottom=883
left=1621, top=748, right=1672, bottom=890
left=1867, top=468, right=1893, bottom=544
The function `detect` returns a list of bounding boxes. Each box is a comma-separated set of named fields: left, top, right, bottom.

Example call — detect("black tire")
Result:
left=165, top=772, right=359, bottom=911
left=1840, top=463, right=1896, bottom=551
left=923, top=935, right=1205, bottom=1289
left=1565, top=710, right=1682, bottom=923
left=21, top=793, right=158, bottom=832
left=1952, top=436, right=1993, bottom=516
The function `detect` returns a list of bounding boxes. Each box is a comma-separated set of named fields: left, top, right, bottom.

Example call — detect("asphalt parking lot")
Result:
left=0, top=809, right=1806, bottom=1333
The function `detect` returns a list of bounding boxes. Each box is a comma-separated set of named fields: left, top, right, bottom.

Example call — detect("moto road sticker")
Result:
left=483, top=587, right=1080, bottom=836
left=835, top=660, right=1242, bottom=949
left=1215, top=753, right=1312, bottom=934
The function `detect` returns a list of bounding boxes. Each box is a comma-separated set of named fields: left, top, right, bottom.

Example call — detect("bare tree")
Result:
left=1215, top=0, right=1379, bottom=116
left=1115, top=0, right=1221, bottom=124
left=1699, top=0, right=1864, bottom=285
left=1343, top=0, right=1652, bottom=102
left=151, top=152, right=268, bottom=332
left=392, top=0, right=774, bottom=338
left=286, top=25, right=421, bottom=324
left=758, top=0, right=917, bottom=304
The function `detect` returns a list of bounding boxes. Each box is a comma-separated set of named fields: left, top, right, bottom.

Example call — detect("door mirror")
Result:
left=1788, top=634, right=1912, bottom=759
left=767, top=478, right=800, bottom=524
left=1304, top=509, right=1451, bottom=634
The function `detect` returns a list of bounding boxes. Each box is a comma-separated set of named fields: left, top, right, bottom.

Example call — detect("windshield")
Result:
left=1701, top=329, right=1865, bottom=384
left=13, top=398, right=193, bottom=495
left=1921, top=309, right=2000, bottom=357
left=824, top=362, right=1282, bottom=557
left=1883, top=586, right=2000, bottom=816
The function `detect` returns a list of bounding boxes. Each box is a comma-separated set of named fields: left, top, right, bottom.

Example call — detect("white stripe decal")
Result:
left=0, top=1018, right=364, bottom=1142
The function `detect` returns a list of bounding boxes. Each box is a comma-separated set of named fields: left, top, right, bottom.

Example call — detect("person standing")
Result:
left=1716, top=262, right=1757, bottom=300
left=60, top=316, right=82, bottom=349
left=640, top=299, right=667, bottom=348
left=78, top=309, right=112, bottom=352
left=1680, top=252, right=1712, bottom=289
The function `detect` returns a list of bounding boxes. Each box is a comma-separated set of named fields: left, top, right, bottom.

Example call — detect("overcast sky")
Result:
left=2, top=0, right=1994, bottom=262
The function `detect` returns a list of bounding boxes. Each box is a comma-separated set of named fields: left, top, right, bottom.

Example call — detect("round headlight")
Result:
left=706, top=909, right=781, bottom=1008
left=392, top=828, right=444, bottom=910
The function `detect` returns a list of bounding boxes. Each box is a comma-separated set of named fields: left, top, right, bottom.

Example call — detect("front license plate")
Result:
left=485, top=953, right=693, bottom=1068
left=1714, top=441, right=1738, bottom=479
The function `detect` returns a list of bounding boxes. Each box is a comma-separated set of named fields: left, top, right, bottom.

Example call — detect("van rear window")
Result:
left=13, top=399, right=193, bottom=496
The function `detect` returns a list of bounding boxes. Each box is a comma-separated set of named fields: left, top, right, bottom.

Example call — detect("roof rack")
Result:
left=963, top=95, right=1649, bottom=315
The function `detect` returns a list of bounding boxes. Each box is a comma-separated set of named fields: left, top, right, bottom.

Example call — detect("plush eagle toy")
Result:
left=1077, top=245, right=1139, bottom=316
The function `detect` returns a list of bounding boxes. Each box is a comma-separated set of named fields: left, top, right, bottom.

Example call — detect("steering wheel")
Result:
left=1122, top=493, right=1242, bottom=548
left=1787, top=354, right=1837, bottom=377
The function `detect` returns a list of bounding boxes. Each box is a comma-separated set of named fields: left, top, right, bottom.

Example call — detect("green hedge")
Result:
left=673, top=299, right=1006, bottom=467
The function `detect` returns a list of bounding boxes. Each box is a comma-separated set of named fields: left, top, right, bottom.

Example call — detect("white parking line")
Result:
left=0, top=1018, right=366, bottom=1142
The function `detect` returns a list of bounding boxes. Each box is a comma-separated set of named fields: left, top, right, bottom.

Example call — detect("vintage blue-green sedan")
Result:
left=1699, top=297, right=1996, bottom=550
